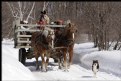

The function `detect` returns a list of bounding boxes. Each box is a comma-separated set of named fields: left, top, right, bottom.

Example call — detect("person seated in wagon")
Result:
left=37, top=10, right=50, bottom=29
left=53, top=19, right=64, bottom=35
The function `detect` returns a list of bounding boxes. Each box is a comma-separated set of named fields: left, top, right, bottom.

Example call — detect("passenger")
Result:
left=37, top=10, right=50, bottom=30
left=54, top=19, right=64, bottom=35
left=54, top=20, right=63, bottom=25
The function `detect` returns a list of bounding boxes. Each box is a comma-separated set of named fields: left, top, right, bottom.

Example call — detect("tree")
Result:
left=6, top=2, right=35, bottom=22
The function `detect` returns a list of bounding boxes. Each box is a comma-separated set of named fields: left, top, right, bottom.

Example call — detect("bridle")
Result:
left=47, top=29, right=55, bottom=49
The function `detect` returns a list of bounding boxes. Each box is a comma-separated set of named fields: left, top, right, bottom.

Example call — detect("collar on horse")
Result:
left=35, top=32, right=50, bottom=50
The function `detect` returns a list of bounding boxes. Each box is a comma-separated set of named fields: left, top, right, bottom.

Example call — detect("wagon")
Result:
left=13, top=18, right=66, bottom=65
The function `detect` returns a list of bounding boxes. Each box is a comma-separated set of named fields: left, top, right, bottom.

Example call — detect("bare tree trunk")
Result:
left=26, top=2, right=35, bottom=21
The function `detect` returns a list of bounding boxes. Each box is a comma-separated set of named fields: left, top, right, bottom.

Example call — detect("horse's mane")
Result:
left=63, top=22, right=76, bottom=36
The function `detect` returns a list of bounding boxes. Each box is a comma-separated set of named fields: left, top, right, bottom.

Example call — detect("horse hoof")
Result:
left=41, top=68, right=47, bottom=72
left=68, top=65, right=70, bottom=69
left=59, top=67, right=61, bottom=69
left=58, top=66, right=63, bottom=69
left=45, top=69, right=48, bottom=72
left=42, top=70, right=47, bottom=72
left=64, top=69, right=69, bottom=72
left=58, top=66, right=61, bottom=69
left=41, top=69, right=45, bottom=72
left=36, top=67, right=40, bottom=70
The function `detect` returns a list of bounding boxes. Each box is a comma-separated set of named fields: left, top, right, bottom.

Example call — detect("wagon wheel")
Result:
left=54, top=58, right=58, bottom=63
left=19, top=48, right=26, bottom=65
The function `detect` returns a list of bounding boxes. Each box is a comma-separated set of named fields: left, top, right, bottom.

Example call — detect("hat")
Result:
left=43, top=10, right=46, bottom=14
left=57, top=20, right=63, bottom=24
left=41, top=10, right=46, bottom=14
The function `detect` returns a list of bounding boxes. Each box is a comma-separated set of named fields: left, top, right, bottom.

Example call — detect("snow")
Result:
left=74, top=43, right=121, bottom=77
left=81, top=50, right=121, bottom=77
left=2, top=38, right=36, bottom=80
left=2, top=39, right=121, bottom=80
left=23, top=20, right=28, bottom=24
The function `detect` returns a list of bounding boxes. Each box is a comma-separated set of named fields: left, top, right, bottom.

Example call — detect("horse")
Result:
left=54, top=21, right=77, bottom=71
left=31, top=28, right=55, bottom=72
left=31, top=26, right=55, bottom=72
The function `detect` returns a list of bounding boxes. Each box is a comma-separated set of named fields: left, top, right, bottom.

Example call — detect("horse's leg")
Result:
left=35, top=52, right=39, bottom=70
left=68, top=46, right=74, bottom=69
left=63, top=49, right=68, bottom=72
left=60, top=51, right=64, bottom=69
left=41, top=53, right=46, bottom=72
left=58, top=51, right=62, bottom=69
left=58, top=57, right=61, bottom=69
left=45, top=51, right=50, bottom=72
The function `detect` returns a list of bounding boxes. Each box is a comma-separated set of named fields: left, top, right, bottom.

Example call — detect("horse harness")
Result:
left=35, top=26, right=55, bottom=49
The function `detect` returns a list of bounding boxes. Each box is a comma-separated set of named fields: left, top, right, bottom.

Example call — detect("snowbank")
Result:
left=81, top=51, right=121, bottom=76
left=2, top=39, right=36, bottom=80
left=74, top=43, right=121, bottom=77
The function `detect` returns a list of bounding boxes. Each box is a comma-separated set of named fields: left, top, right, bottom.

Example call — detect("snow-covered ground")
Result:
left=74, top=43, right=121, bottom=77
left=2, top=39, right=36, bottom=80
left=2, top=38, right=121, bottom=80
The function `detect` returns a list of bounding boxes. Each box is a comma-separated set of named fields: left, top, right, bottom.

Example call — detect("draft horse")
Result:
left=54, top=21, right=77, bottom=71
left=31, top=27, right=55, bottom=72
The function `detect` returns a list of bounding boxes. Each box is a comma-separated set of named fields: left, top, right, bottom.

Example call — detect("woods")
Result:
left=2, top=1, right=121, bottom=50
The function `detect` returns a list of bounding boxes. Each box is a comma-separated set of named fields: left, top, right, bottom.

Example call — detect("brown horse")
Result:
left=54, top=21, right=77, bottom=71
left=31, top=28, right=55, bottom=72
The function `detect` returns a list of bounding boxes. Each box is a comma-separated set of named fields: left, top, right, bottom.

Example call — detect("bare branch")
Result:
left=18, top=2, right=23, bottom=20
left=6, top=2, right=15, bottom=17
left=43, top=1, right=49, bottom=11
left=23, top=2, right=26, bottom=13
left=29, top=16, right=35, bottom=20
left=23, top=5, right=29, bottom=15
left=2, top=18, right=10, bottom=25
left=26, top=2, right=35, bottom=21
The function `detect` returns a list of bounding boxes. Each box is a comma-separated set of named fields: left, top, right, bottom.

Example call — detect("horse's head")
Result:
left=65, top=22, right=78, bottom=41
left=66, top=23, right=77, bottom=33
left=43, top=28, right=55, bottom=49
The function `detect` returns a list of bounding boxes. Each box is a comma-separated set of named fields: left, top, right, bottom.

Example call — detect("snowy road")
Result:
left=26, top=61, right=119, bottom=80
left=25, top=43, right=120, bottom=80
left=2, top=39, right=121, bottom=80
